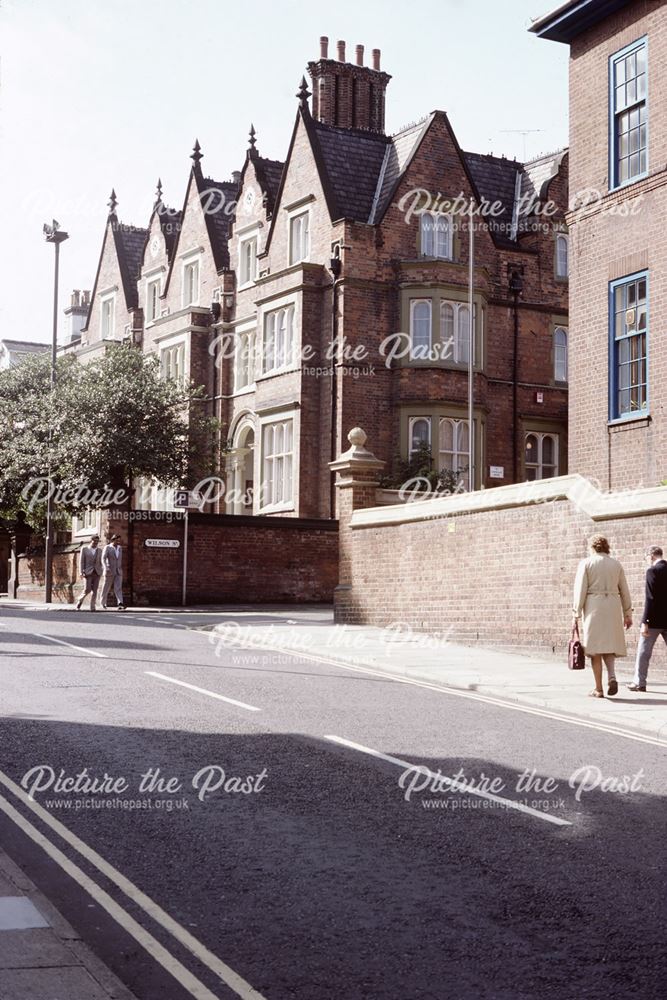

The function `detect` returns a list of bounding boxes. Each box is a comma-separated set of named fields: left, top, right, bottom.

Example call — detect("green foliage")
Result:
left=0, top=346, right=219, bottom=528
left=380, top=443, right=468, bottom=494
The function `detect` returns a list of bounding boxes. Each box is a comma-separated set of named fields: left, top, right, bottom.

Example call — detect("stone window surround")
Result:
left=399, top=402, right=486, bottom=490
left=519, top=416, right=567, bottom=481
left=399, top=284, right=486, bottom=371
left=257, top=406, right=299, bottom=515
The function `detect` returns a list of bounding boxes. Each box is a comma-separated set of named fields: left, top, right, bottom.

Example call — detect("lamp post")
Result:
left=43, top=220, right=69, bottom=604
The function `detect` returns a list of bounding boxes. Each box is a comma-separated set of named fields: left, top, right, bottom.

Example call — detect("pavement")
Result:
left=6, top=599, right=667, bottom=742
left=0, top=845, right=136, bottom=1000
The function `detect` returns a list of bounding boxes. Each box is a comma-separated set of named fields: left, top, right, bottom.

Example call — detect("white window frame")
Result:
left=234, top=323, right=256, bottom=393
left=408, top=416, right=432, bottom=457
left=525, top=432, right=559, bottom=481
left=409, top=299, right=432, bottom=360
left=100, top=293, right=116, bottom=339
left=554, top=326, right=568, bottom=382
left=438, top=418, right=470, bottom=481
left=145, top=276, right=162, bottom=323
left=420, top=212, right=453, bottom=260
left=555, top=233, right=568, bottom=278
left=259, top=413, right=297, bottom=513
left=261, top=302, right=296, bottom=375
left=72, top=509, right=101, bottom=538
left=160, top=339, right=187, bottom=387
left=440, top=300, right=475, bottom=365
left=288, top=210, right=310, bottom=266
left=182, top=255, right=201, bottom=307
left=239, top=234, right=259, bottom=287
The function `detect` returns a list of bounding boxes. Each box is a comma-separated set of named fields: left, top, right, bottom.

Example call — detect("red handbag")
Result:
left=568, top=620, right=586, bottom=670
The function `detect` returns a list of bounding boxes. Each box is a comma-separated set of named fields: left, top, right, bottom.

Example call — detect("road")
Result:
left=0, top=605, right=665, bottom=1000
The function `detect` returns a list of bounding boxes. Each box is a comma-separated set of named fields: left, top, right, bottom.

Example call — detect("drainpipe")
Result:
left=329, top=251, right=342, bottom=519
left=509, top=270, right=523, bottom=482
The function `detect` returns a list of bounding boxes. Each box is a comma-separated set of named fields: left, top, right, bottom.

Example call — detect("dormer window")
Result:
left=420, top=212, right=453, bottom=260
left=289, top=211, right=310, bottom=265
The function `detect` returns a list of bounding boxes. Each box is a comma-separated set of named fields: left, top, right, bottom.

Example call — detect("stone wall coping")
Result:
left=350, top=474, right=667, bottom=529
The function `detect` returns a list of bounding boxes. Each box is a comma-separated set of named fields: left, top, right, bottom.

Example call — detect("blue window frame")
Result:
left=609, top=271, right=648, bottom=422
left=609, top=37, right=648, bottom=190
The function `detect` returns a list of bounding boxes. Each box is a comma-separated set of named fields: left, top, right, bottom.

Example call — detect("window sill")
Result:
left=256, top=366, right=300, bottom=382
left=237, top=281, right=256, bottom=292
left=609, top=171, right=649, bottom=195
left=259, top=504, right=295, bottom=516
left=608, top=413, right=651, bottom=430
left=233, top=384, right=256, bottom=397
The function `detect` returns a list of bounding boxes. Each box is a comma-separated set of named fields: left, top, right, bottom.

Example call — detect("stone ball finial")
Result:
left=348, top=427, right=367, bottom=448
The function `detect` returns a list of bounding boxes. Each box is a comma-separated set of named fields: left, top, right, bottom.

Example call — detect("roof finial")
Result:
left=107, top=188, right=118, bottom=214
left=249, top=123, right=257, bottom=149
left=155, top=177, right=163, bottom=203
left=297, top=76, right=311, bottom=108
left=191, top=139, right=203, bottom=165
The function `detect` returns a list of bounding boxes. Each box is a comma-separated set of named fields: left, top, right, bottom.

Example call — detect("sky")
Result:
left=0, top=0, right=569, bottom=345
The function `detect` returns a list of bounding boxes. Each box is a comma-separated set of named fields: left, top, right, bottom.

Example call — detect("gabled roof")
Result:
left=310, top=121, right=389, bottom=221
left=194, top=173, right=238, bottom=271
left=369, top=117, right=433, bottom=223
left=253, top=155, right=284, bottom=215
left=463, top=152, right=523, bottom=246
left=84, top=214, right=147, bottom=330
left=113, top=222, right=148, bottom=308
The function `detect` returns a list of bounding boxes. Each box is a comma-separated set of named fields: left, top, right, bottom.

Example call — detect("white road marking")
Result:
left=0, top=622, right=108, bottom=659
left=146, top=671, right=261, bottom=712
left=324, top=735, right=572, bottom=828
left=0, top=773, right=266, bottom=1000
left=219, top=635, right=667, bottom=748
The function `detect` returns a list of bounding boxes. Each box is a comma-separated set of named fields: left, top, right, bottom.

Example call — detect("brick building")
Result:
left=532, top=0, right=666, bottom=490
left=72, top=37, right=569, bottom=524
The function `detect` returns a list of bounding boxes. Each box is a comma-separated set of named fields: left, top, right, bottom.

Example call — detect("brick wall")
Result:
left=334, top=469, right=667, bottom=658
left=16, top=515, right=338, bottom=606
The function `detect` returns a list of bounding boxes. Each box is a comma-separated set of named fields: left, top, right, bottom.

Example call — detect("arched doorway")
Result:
left=229, top=420, right=255, bottom=514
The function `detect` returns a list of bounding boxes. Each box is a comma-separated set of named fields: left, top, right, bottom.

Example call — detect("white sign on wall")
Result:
left=144, top=538, right=180, bottom=549
left=489, top=466, right=505, bottom=479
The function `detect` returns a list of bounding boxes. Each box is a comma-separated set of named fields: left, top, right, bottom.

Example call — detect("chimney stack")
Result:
left=307, top=37, right=391, bottom=134
left=63, top=289, right=91, bottom=344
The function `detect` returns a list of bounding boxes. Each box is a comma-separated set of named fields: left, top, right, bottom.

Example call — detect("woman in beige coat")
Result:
left=573, top=534, right=633, bottom=698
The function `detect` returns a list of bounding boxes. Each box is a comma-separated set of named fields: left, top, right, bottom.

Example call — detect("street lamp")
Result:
left=43, top=220, right=69, bottom=604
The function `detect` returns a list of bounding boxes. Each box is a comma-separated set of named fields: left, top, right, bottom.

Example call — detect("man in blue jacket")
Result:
left=629, top=546, right=667, bottom=692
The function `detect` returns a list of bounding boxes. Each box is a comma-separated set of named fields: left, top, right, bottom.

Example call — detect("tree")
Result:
left=0, top=346, right=219, bottom=529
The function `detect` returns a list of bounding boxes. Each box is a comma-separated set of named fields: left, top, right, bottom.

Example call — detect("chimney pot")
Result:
left=356, top=44, right=364, bottom=66
left=232, top=170, right=241, bottom=184
left=372, top=48, right=381, bottom=70
left=320, top=35, right=328, bottom=58
left=337, top=39, right=346, bottom=62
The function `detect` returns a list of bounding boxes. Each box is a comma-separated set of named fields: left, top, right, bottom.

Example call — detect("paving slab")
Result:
left=0, top=966, right=111, bottom=1000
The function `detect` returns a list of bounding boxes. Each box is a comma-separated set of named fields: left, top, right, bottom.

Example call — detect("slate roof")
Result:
left=197, top=176, right=238, bottom=271
left=310, top=121, right=390, bottom=221
left=371, top=118, right=431, bottom=222
left=112, top=221, right=149, bottom=308
left=1, top=339, right=50, bottom=352
left=463, top=152, right=522, bottom=245
left=158, top=205, right=183, bottom=260
left=254, top=156, right=284, bottom=215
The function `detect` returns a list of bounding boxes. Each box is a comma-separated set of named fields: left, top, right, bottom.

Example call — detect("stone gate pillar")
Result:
left=329, top=427, right=385, bottom=620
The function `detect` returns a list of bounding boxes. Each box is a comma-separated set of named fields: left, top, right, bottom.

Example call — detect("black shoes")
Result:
left=627, top=683, right=647, bottom=692
left=607, top=679, right=618, bottom=696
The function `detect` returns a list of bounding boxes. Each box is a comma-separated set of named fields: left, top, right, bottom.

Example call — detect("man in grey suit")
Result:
left=101, top=534, right=126, bottom=610
left=76, top=534, right=102, bottom=611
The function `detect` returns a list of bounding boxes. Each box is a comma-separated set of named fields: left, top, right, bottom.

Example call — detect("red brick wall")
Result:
left=16, top=515, right=338, bottom=606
